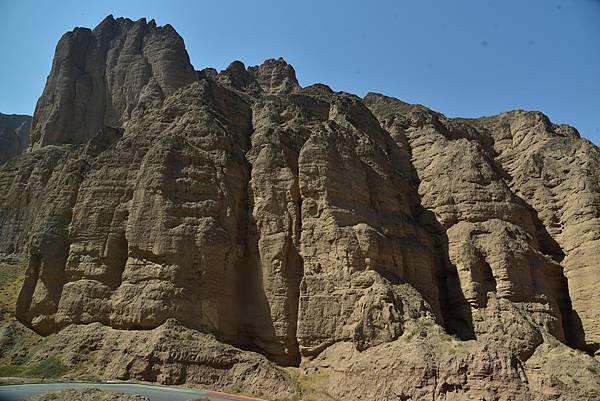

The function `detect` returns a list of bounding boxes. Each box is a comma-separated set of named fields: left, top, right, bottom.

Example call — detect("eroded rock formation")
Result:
left=1, top=15, right=599, bottom=401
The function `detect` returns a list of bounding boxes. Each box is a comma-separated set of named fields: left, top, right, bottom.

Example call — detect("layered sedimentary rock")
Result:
left=460, top=113, right=600, bottom=354
left=1, top=15, right=600, bottom=401
left=365, top=95, right=599, bottom=355
left=0, top=319, right=295, bottom=399
left=29, top=14, right=197, bottom=149
left=0, top=113, right=31, bottom=163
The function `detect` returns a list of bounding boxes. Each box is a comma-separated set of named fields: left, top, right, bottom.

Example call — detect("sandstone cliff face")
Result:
left=29, top=15, right=197, bottom=149
left=0, top=113, right=31, bottom=164
left=365, top=96, right=599, bottom=355
left=1, top=16, right=599, bottom=401
left=462, top=113, right=600, bottom=354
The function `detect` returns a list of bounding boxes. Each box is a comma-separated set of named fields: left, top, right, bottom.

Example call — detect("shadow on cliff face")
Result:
left=417, top=208, right=476, bottom=340
left=493, top=160, right=591, bottom=353
left=15, top=238, right=69, bottom=335
left=533, top=225, right=593, bottom=354
left=232, top=144, right=303, bottom=367
left=530, top=210, right=591, bottom=352
left=376, top=124, right=477, bottom=339
left=237, top=209, right=302, bottom=367
left=571, top=309, right=598, bottom=355
left=550, top=258, right=589, bottom=352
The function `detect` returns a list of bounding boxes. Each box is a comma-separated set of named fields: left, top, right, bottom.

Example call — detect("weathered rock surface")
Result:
left=365, top=94, right=599, bottom=356
left=0, top=319, right=296, bottom=399
left=29, top=15, right=196, bottom=150
left=1, top=15, right=599, bottom=401
left=303, top=317, right=600, bottom=401
left=460, top=112, right=600, bottom=354
left=0, top=113, right=31, bottom=163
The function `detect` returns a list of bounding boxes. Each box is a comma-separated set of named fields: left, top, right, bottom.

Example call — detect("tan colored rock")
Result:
left=248, top=58, right=300, bottom=95
left=0, top=319, right=296, bottom=399
left=298, top=283, right=600, bottom=401
left=28, top=79, right=252, bottom=339
left=240, top=92, right=443, bottom=366
left=1, top=15, right=599, bottom=401
left=461, top=111, right=600, bottom=354
left=296, top=94, right=443, bottom=357
left=304, top=334, right=600, bottom=401
left=365, top=94, right=580, bottom=352
left=29, top=16, right=197, bottom=150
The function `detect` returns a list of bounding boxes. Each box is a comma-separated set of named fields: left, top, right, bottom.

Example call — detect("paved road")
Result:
left=0, top=382, right=253, bottom=401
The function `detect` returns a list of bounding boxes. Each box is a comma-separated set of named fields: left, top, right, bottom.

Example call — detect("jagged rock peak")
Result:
left=209, top=57, right=301, bottom=96
left=29, top=15, right=197, bottom=150
left=2, top=14, right=600, bottom=401
left=300, top=83, right=334, bottom=100
left=249, top=57, right=300, bottom=94
left=92, top=14, right=177, bottom=37
left=217, top=60, right=257, bottom=90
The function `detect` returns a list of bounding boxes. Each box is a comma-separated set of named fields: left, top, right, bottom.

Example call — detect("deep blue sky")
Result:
left=1, top=0, right=599, bottom=144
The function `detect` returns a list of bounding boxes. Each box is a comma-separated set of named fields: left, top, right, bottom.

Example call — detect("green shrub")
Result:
left=0, top=364, right=23, bottom=377
left=0, top=261, right=27, bottom=320
left=23, top=356, right=67, bottom=378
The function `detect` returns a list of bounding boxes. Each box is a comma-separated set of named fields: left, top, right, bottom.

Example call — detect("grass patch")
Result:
left=23, top=356, right=68, bottom=378
left=0, top=260, right=27, bottom=320
left=0, top=364, right=23, bottom=377
left=0, top=357, right=69, bottom=379
left=276, top=370, right=338, bottom=401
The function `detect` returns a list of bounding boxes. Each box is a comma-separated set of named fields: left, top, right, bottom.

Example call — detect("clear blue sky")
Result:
left=1, top=0, right=599, bottom=144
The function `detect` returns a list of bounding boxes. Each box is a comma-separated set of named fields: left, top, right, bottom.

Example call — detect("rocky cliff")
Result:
left=1, top=15, right=599, bottom=401
left=0, top=113, right=31, bottom=164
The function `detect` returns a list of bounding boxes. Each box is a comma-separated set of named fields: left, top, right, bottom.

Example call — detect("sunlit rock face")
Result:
left=1, top=15, right=599, bottom=401
left=29, top=15, right=197, bottom=150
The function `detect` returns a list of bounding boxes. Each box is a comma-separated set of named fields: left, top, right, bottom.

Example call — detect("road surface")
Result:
left=0, top=382, right=263, bottom=401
